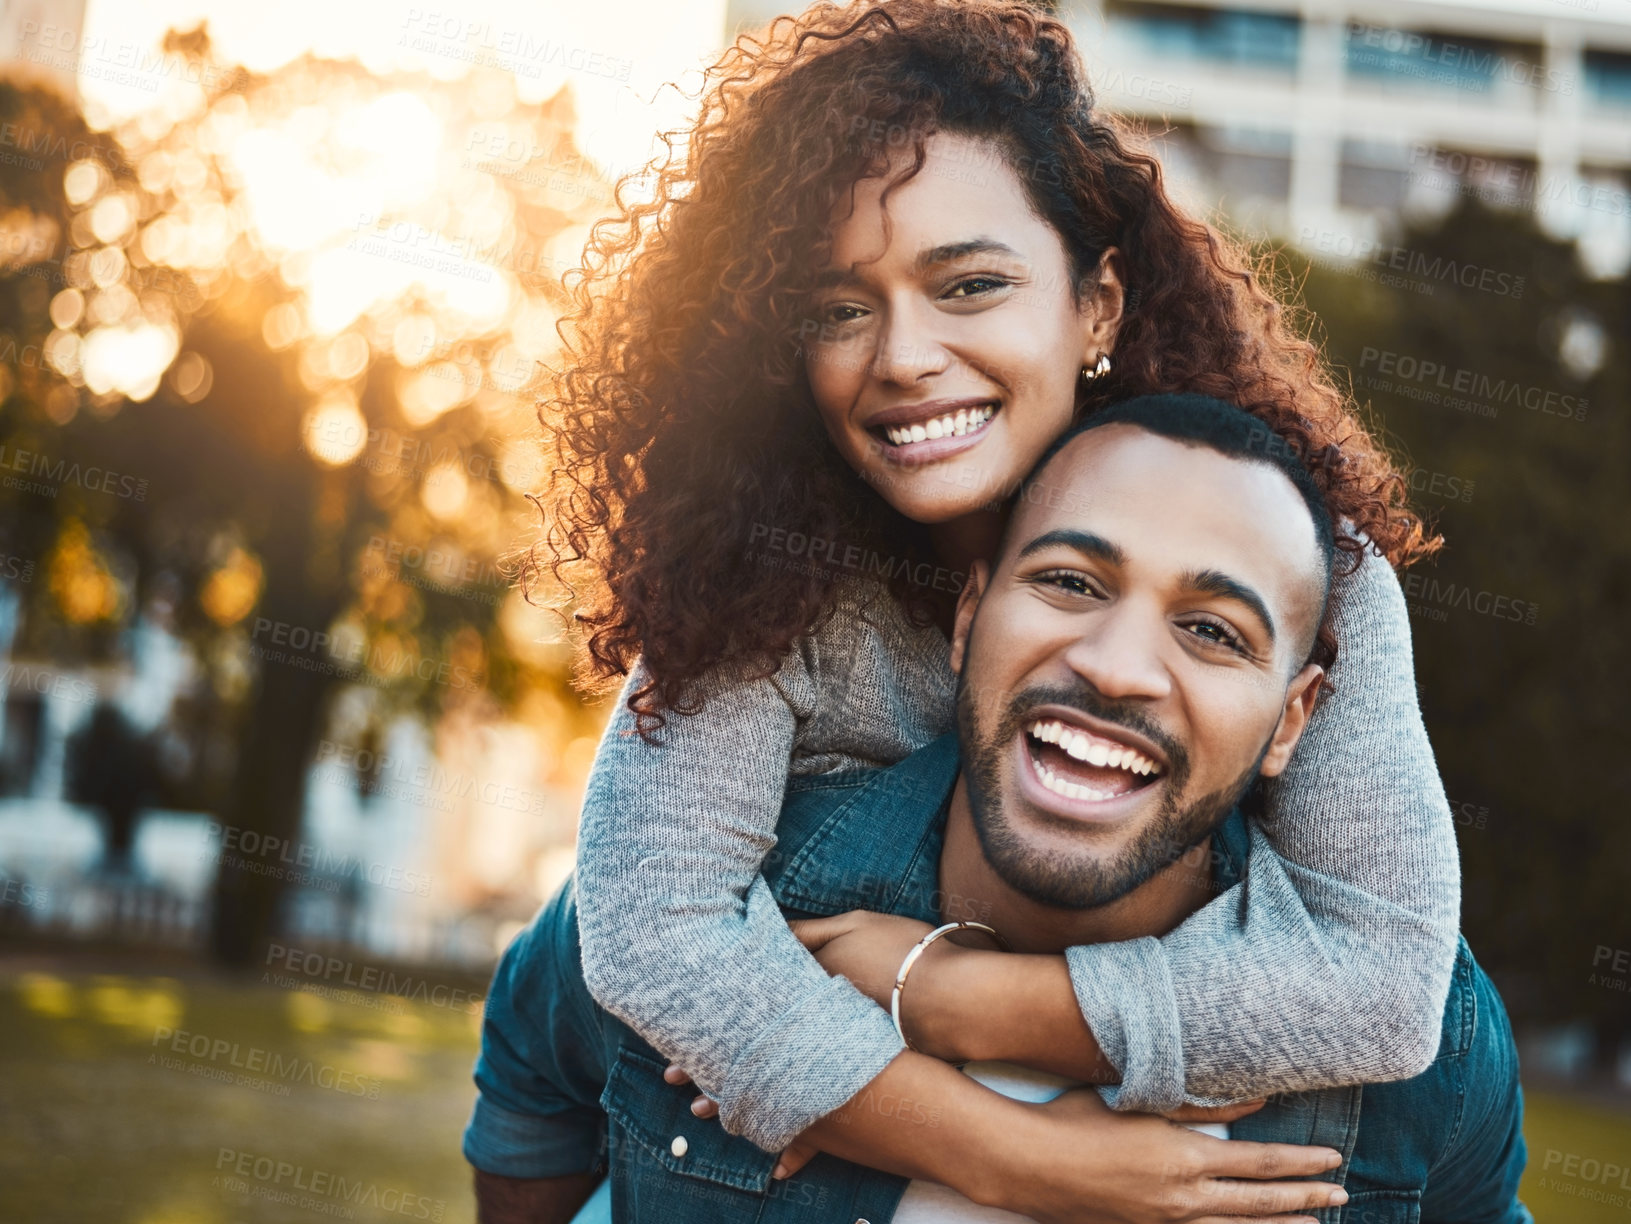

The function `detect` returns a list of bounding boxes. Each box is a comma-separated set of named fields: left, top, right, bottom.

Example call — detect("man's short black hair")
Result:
left=1012, top=393, right=1336, bottom=661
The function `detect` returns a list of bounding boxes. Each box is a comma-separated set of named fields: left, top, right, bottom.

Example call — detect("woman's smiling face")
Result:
left=803, top=130, right=1123, bottom=524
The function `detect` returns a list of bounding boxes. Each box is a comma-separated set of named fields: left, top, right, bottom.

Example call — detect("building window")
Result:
left=1105, top=1, right=1300, bottom=70
left=1585, top=49, right=1631, bottom=109
left=1343, top=24, right=1547, bottom=97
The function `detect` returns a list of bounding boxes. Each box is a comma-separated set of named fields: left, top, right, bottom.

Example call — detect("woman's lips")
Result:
left=879, top=403, right=995, bottom=446
left=865, top=402, right=1000, bottom=466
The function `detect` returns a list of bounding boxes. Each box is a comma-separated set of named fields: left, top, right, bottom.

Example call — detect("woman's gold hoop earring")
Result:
left=1080, top=352, right=1112, bottom=382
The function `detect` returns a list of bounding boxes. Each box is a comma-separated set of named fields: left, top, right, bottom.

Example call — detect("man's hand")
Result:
left=472, top=1167, right=600, bottom=1224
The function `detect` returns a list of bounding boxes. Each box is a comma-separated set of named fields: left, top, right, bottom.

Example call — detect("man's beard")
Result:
left=956, top=675, right=1266, bottom=910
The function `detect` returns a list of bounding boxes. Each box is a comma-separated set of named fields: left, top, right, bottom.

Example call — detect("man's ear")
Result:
left=949, top=560, right=990, bottom=676
left=1259, top=663, right=1323, bottom=778
left=1081, top=247, right=1126, bottom=357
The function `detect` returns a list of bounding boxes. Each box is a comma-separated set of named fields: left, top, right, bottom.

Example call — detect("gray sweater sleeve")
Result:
left=573, top=652, right=907, bottom=1153
left=1067, top=548, right=1463, bottom=1111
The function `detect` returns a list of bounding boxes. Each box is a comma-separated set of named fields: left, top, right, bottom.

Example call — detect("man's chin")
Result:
left=973, top=810, right=1159, bottom=911
left=969, top=739, right=1237, bottom=912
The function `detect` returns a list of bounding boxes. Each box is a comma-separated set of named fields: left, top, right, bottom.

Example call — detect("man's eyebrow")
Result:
left=812, top=239, right=1026, bottom=290
left=1180, top=568, right=1277, bottom=646
left=1016, top=529, right=1124, bottom=566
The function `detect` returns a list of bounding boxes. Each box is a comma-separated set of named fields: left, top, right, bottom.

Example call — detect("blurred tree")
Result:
left=0, top=27, right=603, bottom=964
left=1284, top=199, right=1630, bottom=1069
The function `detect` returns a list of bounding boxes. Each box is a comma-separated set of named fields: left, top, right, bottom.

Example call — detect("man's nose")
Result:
left=869, top=299, right=951, bottom=385
left=1060, top=603, right=1172, bottom=702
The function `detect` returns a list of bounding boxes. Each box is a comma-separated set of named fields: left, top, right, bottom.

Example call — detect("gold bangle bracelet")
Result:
left=889, top=921, right=1011, bottom=1052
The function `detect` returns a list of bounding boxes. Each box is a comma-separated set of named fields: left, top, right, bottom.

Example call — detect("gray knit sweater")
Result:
left=574, top=550, right=1462, bottom=1153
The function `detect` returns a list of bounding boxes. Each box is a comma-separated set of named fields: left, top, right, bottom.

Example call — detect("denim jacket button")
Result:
left=670, top=1135, right=689, bottom=1158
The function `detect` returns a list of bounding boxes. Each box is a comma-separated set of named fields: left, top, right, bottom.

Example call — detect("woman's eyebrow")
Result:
left=811, top=267, right=854, bottom=291
left=915, top=238, right=1025, bottom=272
left=813, top=238, right=1026, bottom=290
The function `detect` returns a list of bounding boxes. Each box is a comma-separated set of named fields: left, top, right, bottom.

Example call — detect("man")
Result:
left=464, top=395, right=1530, bottom=1223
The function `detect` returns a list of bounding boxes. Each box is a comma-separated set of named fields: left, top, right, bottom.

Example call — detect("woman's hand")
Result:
left=789, top=910, right=1012, bottom=1062
left=664, top=1061, right=1343, bottom=1220
left=787, top=911, right=939, bottom=1010
left=667, top=1058, right=1279, bottom=1192
left=661, top=1064, right=822, bottom=1179
left=981, top=1087, right=1345, bottom=1224
left=786, top=910, right=1273, bottom=1118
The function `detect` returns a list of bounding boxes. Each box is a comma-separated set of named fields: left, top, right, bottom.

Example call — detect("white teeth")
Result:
left=882, top=404, right=996, bottom=447
left=1024, top=719, right=1160, bottom=781
left=1037, top=762, right=1111, bottom=802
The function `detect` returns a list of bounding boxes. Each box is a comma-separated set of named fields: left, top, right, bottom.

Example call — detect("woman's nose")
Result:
left=870, top=301, right=951, bottom=386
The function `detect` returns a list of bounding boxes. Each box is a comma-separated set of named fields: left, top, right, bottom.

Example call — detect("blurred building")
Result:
left=0, top=581, right=577, bottom=968
left=725, top=0, right=1631, bottom=274
left=1079, top=0, right=1631, bottom=271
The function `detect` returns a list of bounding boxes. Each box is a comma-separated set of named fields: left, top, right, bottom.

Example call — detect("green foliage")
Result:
left=1285, top=201, right=1630, bottom=1044
left=0, top=43, right=602, bottom=962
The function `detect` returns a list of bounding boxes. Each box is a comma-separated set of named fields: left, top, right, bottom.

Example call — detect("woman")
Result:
left=531, top=0, right=1459, bottom=1217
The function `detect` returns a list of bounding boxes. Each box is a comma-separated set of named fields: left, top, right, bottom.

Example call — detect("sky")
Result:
left=78, top=0, right=729, bottom=179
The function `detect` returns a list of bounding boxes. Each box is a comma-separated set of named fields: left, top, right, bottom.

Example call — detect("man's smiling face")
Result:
left=949, top=423, right=1329, bottom=910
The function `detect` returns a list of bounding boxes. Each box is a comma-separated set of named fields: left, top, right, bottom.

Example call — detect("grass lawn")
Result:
left=1, top=960, right=485, bottom=1224
left=1520, top=1090, right=1631, bottom=1220
left=3, top=962, right=1628, bottom=1221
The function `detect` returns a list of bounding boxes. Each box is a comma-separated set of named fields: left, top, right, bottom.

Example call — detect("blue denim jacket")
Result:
left=464, top=733, right=1529, bottom=1223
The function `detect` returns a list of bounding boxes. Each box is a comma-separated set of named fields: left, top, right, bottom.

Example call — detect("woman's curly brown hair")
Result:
left=529, top=0, right=1439, bottom=729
